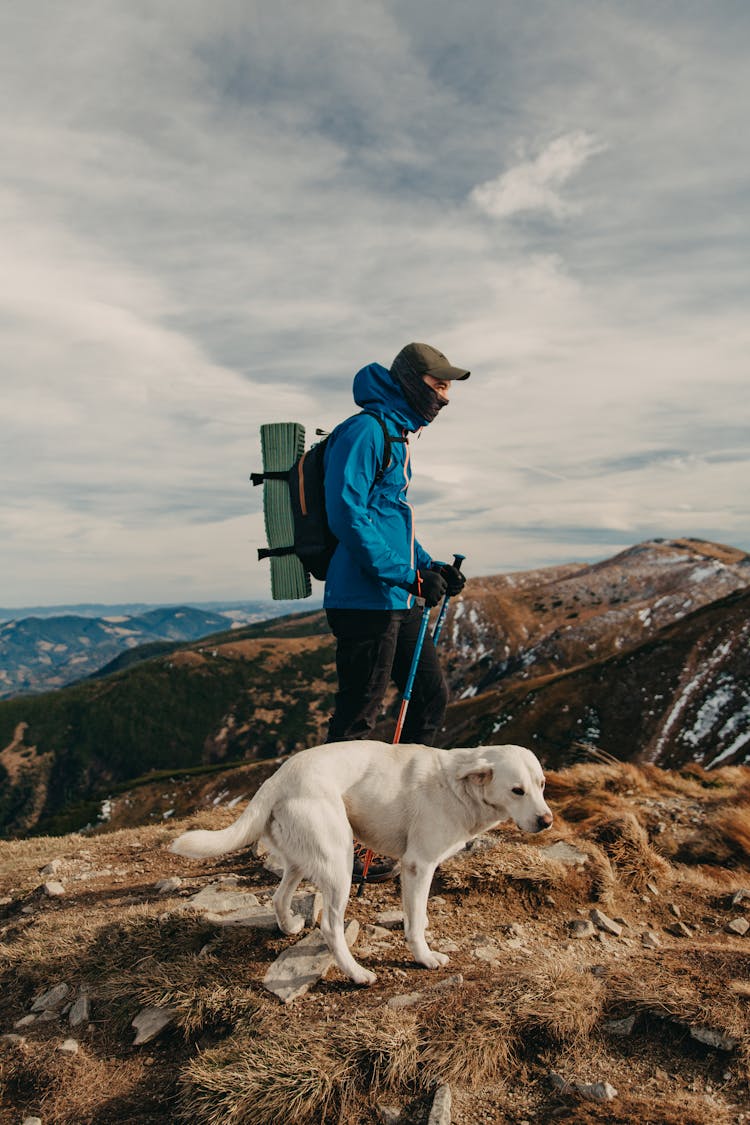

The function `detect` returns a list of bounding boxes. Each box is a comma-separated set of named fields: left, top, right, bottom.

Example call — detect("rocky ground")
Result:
left=1, top=755, right=749, bottom=1124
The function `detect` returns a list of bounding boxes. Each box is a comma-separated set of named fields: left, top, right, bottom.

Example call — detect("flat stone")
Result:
left=641, top=931, right=661, bottom=949
left=646, top=881, right=660, bottom=896
left=666, top=921, right=692, bottom=938
left=590, top=909, right=623, bottom=937
left=540, top=841, right=588, bottom=866
left=14, top=1014, right=37, bottom=1029
left=668, top=902, right=681, bottom=918
left=375, top=910, right=404, bottom=929
left=428, top=1084, right=452, bottom=1125
left=0, top=895, right=12, bottom=906
left=131, top=1006, right=176, bottom=1045
left=473, top=943, right=502, bottom=963
left=57, top=1038, right=79, bottom=1055
left=725, top=917, right=749, bottom=936
left=31, top=983, right=70, bottom=1012
left=387, top=975, right=464, bottom=1010
left=180, top=882, right=262, bottom=913
left=206, top=891, right=322, bottom=930
left=0, top=1033, right=26, bottom=1047
left=69, top=987, right=90, bottom=1027
left=41, top=881, right=65, bottom=897
left=731, top=889, right=750, bottom=907
left=263, top=921, right=359, bottom=1003
left=40, top=859, right=62, bottom=876
left=568, top=919, right=596, bottom=939
left=690, top=1025, right=738, bottom=1051
left=154, top=877, right=183, bottom=894
left=603, top=1014, right=637, bottom=1037
left=22, top=1118, right=43, bottom=1125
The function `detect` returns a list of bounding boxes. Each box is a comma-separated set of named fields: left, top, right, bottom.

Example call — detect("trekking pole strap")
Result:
left=257, top=545, right=295, bottom=560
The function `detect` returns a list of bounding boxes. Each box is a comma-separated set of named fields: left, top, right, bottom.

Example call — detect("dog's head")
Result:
left=456, top=744, right=553, bottom=834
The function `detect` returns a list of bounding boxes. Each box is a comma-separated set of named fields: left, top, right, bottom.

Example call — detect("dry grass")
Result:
left=495, top=954, right=605, bottom=1044
left=178, top=1022, right=349, bottom=1125
left=329, top=1008, right=419, bottom=1092
left=585, top=813, right=674, bottom=891
left=416, top=988, right=518, bottom=1090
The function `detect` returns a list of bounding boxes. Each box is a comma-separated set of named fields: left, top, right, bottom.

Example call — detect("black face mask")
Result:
left=391, top=360, right=448, bottom=424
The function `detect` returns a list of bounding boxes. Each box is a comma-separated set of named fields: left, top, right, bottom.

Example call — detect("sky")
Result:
left=2, top=1, right=749, bottom=607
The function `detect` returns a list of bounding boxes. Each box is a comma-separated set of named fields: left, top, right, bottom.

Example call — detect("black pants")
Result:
left=325, top=606, right=448, bottom=745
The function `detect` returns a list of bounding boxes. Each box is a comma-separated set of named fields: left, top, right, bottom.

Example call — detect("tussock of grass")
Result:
left=330, top=1008, right=419, bottom=1092
left=586, top=813, right=674, bottom=891
left=417, top=989, right=518, bottom=1090
left=178, top=1023, right=349, bottom=1125
left=548, top=1091, right=734, bottom=1125
left=495, top=954, right=605, bottom=1044
left=438, top=842, right=567, bottom=895
left=103, top=954, right=266, bottom=1037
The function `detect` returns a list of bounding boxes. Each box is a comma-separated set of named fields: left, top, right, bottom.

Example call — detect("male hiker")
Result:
left=323, top=342, right=469, bottom=881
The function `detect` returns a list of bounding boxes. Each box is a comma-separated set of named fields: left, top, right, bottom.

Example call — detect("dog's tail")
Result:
left=171, top=778, right=273, bottom=859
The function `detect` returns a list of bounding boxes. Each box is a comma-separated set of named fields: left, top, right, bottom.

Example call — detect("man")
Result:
left=323, top=342, right=469, bottom=881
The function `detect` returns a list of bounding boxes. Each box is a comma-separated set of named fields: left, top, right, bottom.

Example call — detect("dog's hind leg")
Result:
left=400, top=857, right=450, bottom=969
left=318, top=867, right=377, bottom=986
left=272, top=863, right=305, bottom=935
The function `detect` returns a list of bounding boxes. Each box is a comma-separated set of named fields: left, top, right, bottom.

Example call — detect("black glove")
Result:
left=408, top=569, right=447, bottom=607
left=434, top=562, right=466, bottom=597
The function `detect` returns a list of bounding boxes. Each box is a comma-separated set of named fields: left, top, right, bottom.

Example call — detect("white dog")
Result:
left=171, top=741, right=552, bottom=985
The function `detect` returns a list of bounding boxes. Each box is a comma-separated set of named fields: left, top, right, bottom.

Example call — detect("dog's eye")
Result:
left=511, top=786, right=525, bottom=796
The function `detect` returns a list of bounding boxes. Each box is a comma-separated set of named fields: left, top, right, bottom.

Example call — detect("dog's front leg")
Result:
left=400, top=858, right=449, bottom=969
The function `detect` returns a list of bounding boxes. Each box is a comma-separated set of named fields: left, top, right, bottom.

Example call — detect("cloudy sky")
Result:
left=2, top=1, right=748, bottom=608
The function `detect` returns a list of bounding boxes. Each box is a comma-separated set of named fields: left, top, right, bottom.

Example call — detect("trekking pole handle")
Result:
left=432, top=553, right=466, bottom=645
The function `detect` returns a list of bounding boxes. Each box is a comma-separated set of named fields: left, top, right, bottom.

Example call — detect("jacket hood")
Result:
left=352, top=363, right=430, bottom=432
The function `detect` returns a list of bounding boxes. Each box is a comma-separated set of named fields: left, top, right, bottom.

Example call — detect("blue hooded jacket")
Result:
left=323, top=362, right=433, bottom=610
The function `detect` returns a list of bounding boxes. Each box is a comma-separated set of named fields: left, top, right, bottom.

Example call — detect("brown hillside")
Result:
left=1, top=757, right=749, bottom=1123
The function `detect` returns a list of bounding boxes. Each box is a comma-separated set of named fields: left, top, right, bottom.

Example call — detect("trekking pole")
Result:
left=431, top=553, right=465, bottom=646
left=357, top=554, right=465, bottom=896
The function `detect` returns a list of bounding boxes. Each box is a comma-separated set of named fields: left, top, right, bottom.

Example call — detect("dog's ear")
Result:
left=456, top=760, right=493, bottom=786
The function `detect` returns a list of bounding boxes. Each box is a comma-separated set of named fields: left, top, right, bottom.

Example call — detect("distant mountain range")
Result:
left=0, top=537, right=748, bottom=838
left=0, top=601, right=304, bottom=698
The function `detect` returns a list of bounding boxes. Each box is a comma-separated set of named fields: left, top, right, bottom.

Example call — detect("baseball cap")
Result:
left=391, top=342, right=471, bottom=381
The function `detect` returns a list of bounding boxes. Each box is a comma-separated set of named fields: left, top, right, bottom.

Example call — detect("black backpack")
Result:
left=255, top=412, right=406, bottom=581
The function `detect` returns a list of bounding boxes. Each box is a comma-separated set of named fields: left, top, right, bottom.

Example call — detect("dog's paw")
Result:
left=351, top=967, right=377, bottom=986
left=279, top=914, right=305, bottom=935
left=420, top=950, right=450, bottom=969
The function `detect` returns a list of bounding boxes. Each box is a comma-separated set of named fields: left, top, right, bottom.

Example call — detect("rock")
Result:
left=22, top=1118, right=43, bottom=1125
left=434, top=939, right=459, bottom=953
left=568, top=919, right=596, bottom=939
left=541, top=841, right=588, bottom=865
left=666, top=921, right=692, bottom=938
left=641, top=931, right=661, bottom=949
left=689, top=1025, right=738, bottom=1051
left=0, top=1033, right=26, bottom=1047
left=31, top=983, right=70, bottom=1012
left=375, top=910, right=404, bottom=929
left=725, top=917, right=749, bottom=936
left=427, top=1084, right=452, bottom=1125
left=14, top=1015, right=37, bottom=1029
left=40, top=859, right=62, bottom=876
left=154, top=877, right=183, bottom=894
left=263, top=921, right=360, bottom=1003
left=590, top=909, right=623, bottom=937
left=131, top=1006, right=176, bottom=1045
left=364, top=925, right=392, bottom=941
left=41, top=881, right=65, bottom=898
left=180, top=882, right=260, bottom=913
left=473, top=943, right=502, bottom=963
left=57, top=1038, right=79, bottom=1055
left=603, top=1014, right=637, bottom=1037
left=668, top=902, right=681, bottom=918
left=646, top=882, right=660, bottom=896
left=731, top=889, right=750, bottom=907
left=578, top=1080, right=618, bottom=1102
left=208, top=892, right=322, bottom=930
left=387, top=975, right=464, bottom=1010
left=69, top=987, right=90, bottom=1027
left=376, top=1105, right=401, bottom=1125
left=0, top=895, right=12, bottom=906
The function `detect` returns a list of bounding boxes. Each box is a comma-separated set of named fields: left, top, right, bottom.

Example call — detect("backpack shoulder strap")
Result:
left=358, top=411, right=407, bottom=484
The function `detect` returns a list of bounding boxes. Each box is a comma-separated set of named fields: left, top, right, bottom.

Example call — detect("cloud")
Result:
left=1, top=2, right=749, bottom=605
left=470, top=131, right=606, bottom=220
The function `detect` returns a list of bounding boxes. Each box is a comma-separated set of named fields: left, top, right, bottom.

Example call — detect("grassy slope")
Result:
left=0, top=757, right=748, bottom=1124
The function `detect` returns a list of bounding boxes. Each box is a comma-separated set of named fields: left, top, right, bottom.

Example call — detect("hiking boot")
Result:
left=352, top=841, right=396, bottom=884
